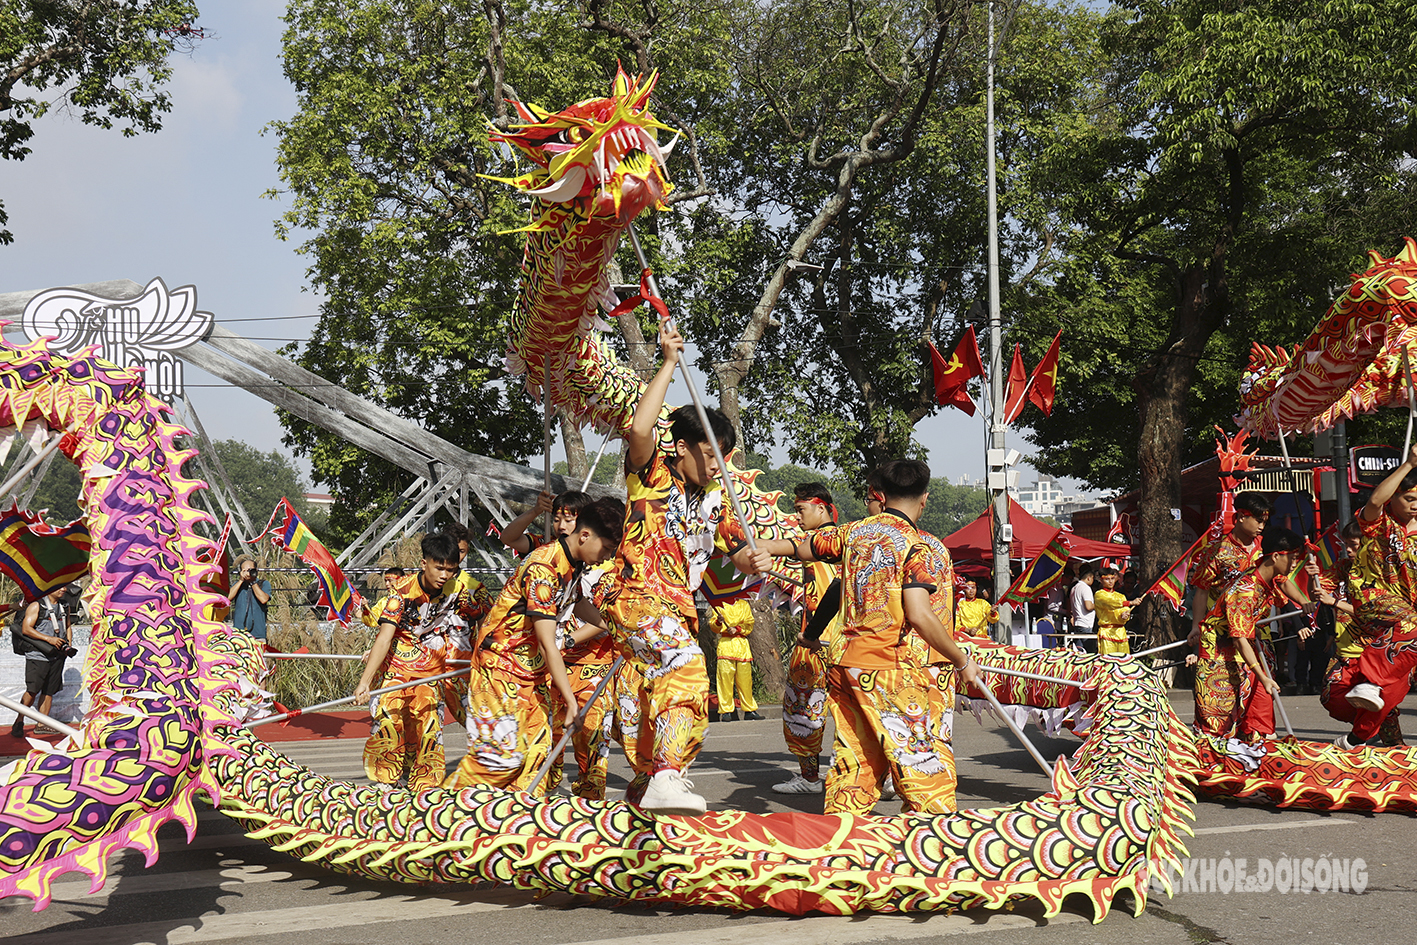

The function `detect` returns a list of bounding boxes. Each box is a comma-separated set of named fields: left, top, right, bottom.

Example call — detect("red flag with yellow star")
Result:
left=1027, top=330, right=1062, bottom=416
left=928, top=327, right=984, bottom=415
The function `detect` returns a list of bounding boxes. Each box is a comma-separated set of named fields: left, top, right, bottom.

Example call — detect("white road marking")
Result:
left=1194, top=818, right=1355, bottom=835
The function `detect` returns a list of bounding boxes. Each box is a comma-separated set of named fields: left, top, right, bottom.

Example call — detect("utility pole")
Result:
left=985, top=0, right=1011, bottom=643
left=1333, top=419, right=1351, bottom=524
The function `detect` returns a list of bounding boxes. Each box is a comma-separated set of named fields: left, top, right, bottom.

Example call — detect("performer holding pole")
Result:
left=351, top=533, right=492, bottom=792
left=760, top=459, right=982, bottom=815
left=1331, top=443, right=1417, bottom=748
left=1187, top=529, right=1303, bottom=743
left=444, top=498, right=623, bottom=795
left=598, top=318, right=771, bottom=815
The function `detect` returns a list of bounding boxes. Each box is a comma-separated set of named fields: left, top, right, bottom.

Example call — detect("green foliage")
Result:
left=208, top=439, right=325, bottom=532
left=1006, top=0, right=1417, bottom=528
left=0, top=0, right=201, bottom=243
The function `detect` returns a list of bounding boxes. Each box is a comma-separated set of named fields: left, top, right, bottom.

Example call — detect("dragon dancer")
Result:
left=772, top=482, right=842, bottom=795
left=1332, top=446, right=1417, bottom=748
left=444, top=498, right=622, bottom=794
left=1312, top=521, right=1405, bottom=746
left=353, top=533, right=491, bottom=792
left=600, top=323, right=771, bottom=815
left=1187, top=529, right=1301, bottom=742
left=764, top=459, right=981, bottom=815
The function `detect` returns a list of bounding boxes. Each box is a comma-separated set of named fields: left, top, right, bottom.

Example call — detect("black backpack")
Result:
left=8, top=603, right=31, bottom=656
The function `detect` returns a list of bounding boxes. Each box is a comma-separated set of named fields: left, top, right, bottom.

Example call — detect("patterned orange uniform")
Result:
left=807, top=511, right=958, bottom=815
left=781, top=558, right=841, bottom=778
left=1315, top=558, right=1403, bottom=744
left=1193, top=570, right=1279, bottom=741
left=1333, top=512, right=1417, bottom=742
left=364, top=574, right=491, bottom=791
left=910, top=532, right=958, bottom=704
left=1190, top=530, right=1262, bottom=728
left=600, top=446, right=747, bottom=802
left=547, top=562, right=617, bottom=799
left=444, top=539, right=586, bottom=795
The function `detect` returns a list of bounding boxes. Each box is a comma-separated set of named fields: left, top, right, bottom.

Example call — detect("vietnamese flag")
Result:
left=928, top=327, right=985, bottom=415
left=1003, top=344, right=1030, bottom=423
left=1027, top=330, right=1062, bottom=416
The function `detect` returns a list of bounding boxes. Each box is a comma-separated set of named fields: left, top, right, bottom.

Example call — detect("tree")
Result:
left=1008, top=0, right=1417, bottom=642
left=269, top=0, right=739, bottom=539
left=0, top=1, right=203, bottom=244
left=207, top=439, right=324, bottom=533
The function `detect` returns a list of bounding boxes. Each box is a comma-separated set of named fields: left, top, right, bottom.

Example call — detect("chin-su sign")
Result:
left=1350, top=445, right=1403, bottom=491
left=20, top=277, right=213, bottom=401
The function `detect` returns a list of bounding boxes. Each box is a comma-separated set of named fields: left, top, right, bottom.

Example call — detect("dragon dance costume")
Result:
left=547, top=562, right=617, bottom=799
left=781, top=558, right=842, bottom=778
left=446, top=538, right=593, bottom=794
left=600, top=445, right=747, bottom=802
left=1094, top=588, right=1132, bottom=657
left=806, top=511, right=958, bottom=815
left=364, top=573, right=490, bottom=791
left=1194, top=570, right=1280, bottom=742
left=1333, top=511, right=1417, bottom=742
left=1316, top=557, right=1406, bottom=745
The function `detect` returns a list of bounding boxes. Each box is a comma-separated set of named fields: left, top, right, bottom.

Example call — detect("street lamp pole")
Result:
left=985, top=0, right=1011, bottom=642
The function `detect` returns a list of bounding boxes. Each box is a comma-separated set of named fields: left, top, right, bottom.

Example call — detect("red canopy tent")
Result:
left=942, top=498, right=1131, bottom=564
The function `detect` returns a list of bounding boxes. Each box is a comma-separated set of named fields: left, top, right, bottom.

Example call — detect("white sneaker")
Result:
left=1345, top=682, right=1384, bottom=713
left=880, top=776, right=898, bottom=800
left=639, top=771, right=707, bottom=816
left=772, top=773, right=825, bottom=794
left=1334, top=734, right=1363, bottom=750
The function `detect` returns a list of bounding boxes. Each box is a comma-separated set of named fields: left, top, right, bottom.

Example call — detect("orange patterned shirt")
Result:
left=607, top=445, right=748, bottom=620
left=1202, top=570, right=1281, bottom=663
left=379, top=573, right=492, bottom=681
left=476, top=538, right=586, bottom=680
left=1191, top=530, right=1260, bottom=594
left=1353, top=511, right=1417, bottom=602
left=806, top=510, right=937, bottom=670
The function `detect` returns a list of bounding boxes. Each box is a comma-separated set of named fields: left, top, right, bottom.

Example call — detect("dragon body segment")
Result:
left=1238, top=238, right=1417, bottom=436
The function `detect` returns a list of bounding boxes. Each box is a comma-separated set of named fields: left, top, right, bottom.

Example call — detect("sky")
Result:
left=0, top=3, right=1079, bottom=498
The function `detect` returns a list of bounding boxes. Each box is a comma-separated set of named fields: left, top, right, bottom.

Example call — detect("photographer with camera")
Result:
left=9, top=585, right=76, bottom=738
left=231, top=557, right=272, bottom=640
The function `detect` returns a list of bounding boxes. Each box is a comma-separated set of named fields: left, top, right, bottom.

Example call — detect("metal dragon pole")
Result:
left=627, top=223, right=758, bottom=551
left=1254, top=641, right=1295, bottom=738
left=243, top=667, right=471, bottom=729
left=543, top=362, right=555, bottom=540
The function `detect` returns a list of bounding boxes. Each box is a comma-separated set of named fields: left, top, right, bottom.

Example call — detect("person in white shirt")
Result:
left=1069, top=564, right=1097, bottom=652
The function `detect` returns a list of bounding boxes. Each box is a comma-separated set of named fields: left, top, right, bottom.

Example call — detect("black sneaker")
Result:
left=742, top=711, right=765, bottom=721
left=9, top=721, right=22, bottom=740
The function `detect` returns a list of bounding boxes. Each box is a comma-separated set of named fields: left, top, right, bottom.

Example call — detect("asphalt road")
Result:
left=2, top=690, right=1413, bottom=945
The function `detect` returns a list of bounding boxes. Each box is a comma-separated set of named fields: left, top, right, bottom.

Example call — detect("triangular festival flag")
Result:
left=1142, top=534, right=1206, bottom=612
left=1001, top=528, right=1071, bottom=606
left=252, top=498, right=365, bottom=625
left=0, top=503, right=90, bottom=602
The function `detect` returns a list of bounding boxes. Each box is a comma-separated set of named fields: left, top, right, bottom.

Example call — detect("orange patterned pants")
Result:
left=824, top=663, right=958, bottom=815
left=1193, top=651, right=1273, bottom=741
left=606, top=594, right=708, bottom=804
left=364, top=678, right=445, bottom=792
left=443, top=666, right=552, bottom=796
left=548, top=658, right=616, bottom=799
left=782, top=643, right=830, bottom=778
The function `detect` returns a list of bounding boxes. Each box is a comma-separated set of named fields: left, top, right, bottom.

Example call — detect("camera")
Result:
left=62, top=644, right=78, bottom=659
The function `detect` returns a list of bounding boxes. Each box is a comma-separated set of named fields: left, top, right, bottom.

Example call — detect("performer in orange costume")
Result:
left=600, top=323, right=771, bottom=815
left=1188, top=530, right=1301, bottom=741
left=444, top=499, right=622, bottom=793
left=1331, top=445, right=1417, bottom=748
left=765, top=459, right=981, bottom=815
left=772, top=482, right=842, bottom=795
left=353, top=533, right=492, bottom=792
left=550, top=560, right=619, bottom=798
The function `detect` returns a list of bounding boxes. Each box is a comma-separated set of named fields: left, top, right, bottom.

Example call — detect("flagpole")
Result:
left=985, top=0, right=1010, bottom=643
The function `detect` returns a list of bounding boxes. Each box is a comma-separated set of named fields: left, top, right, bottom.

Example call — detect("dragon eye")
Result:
left=566, top=126, right=585, bottom=144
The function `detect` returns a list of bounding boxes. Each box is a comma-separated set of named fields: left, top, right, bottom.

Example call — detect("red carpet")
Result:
left=0, top=710, right=385, bottom=755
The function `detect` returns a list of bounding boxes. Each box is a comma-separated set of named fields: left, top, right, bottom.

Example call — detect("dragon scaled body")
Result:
left=0, top=71, right=1412, bottom=923
left=1238, top=238, right=1417, bottom=436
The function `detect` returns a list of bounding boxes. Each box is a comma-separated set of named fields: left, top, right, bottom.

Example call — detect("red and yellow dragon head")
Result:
left=491, top=67, right=676, bottom=234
